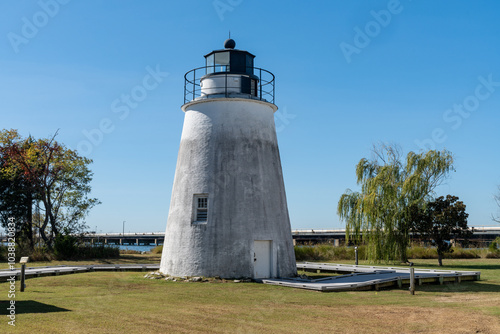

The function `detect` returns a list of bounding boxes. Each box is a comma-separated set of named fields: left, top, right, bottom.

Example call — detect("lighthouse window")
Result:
left=245, top=55, right=253, bottom=73
left=193, top=194, right=209, bottom=223
left=206, top=54, right=215, bottom=74
left=214, top=52, right=230, bottom=72
left=214, top=52, right=229, bottom=65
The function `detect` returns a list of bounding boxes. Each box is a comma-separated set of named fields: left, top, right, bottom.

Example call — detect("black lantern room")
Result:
left=204, top=38, right=255, bottom=76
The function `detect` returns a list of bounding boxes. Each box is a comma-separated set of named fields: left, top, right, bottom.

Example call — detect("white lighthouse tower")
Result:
left=160, top=39, right=296, bottom=279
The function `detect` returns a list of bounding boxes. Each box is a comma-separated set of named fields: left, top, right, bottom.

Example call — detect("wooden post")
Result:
left=20, top=264, right=26, bottom=292
left=355, top=247, right=358, bottom=266
left=409, top=266, right=415, bottom=295
left=20, top=257, right=29, bottom=292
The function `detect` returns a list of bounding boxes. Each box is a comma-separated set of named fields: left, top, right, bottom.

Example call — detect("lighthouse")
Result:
left=160, top=39, right=297, bottom=279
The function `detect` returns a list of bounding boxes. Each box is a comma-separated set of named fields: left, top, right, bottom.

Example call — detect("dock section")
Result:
left=1, top=262, right=481, bottom=293
left=263, top=262, right=481, bottom=292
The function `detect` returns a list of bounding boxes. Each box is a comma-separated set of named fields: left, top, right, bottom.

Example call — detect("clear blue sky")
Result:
left=1, top=0, right=499, bottom=232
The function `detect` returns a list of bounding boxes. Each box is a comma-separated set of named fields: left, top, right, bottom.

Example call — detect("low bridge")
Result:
left=74, top=226, right=500, bottom=247
left=80, top=232, right=165, bottom=246
left=2, top=227, right=498, bottom=246
left=291, top=227, right=500, bottom=246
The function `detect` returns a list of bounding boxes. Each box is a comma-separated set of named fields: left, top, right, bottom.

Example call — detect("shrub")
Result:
left=487, top=237, right=500, bottom=258
left=489, top=237, right=500, bottom=252
left=295, top=243, right=487, bottom=262
left=54, top=232, right=79, bottom=260
left=28, top=246, right=55, bottom=262
left=295, top=245, right=320, bottom=262
left=408, top=245, right=438, bottom=259
left=0, top=241, right=119, bottom=262
left=294, top=244, right=365, bottom=262
left=408, top=245, right=484, bottom=260
left=78, top=245, right=119, bottom=259
left=0, top=242, right=54, bottom=262
left=151, top=245, right=163, bottom=254
left=120, top=249, right=142, bottom=254
left=446, top=247, right=481, bottom=259
left=0, top=245, right=6, bottom=262
left=486, top=251, right=500, bottom=258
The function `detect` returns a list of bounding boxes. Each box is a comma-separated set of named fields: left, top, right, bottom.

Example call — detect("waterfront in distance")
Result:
left=0, top=242, right=157, bottom=253
left=118, top=244, right=157, bottom=252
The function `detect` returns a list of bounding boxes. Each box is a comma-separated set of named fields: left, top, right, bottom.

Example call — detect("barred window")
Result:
left=193, top=194, right=208, bottom=223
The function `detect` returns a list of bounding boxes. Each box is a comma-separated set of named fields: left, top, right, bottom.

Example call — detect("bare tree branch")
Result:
left=494, top=185, right=500, bottom=223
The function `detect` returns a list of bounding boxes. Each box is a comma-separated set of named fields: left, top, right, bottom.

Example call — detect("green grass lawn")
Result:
left=1, top=257, right=499, bottom=333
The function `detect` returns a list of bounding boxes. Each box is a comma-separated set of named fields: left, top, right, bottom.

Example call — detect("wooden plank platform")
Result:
left=263, top=262, right=481, bottom=292
left=0, top=262, right=481, bottom=293
left=0, top=264, right=160, bottom=281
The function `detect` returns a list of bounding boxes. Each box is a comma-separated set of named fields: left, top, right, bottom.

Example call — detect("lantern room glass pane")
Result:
left=214, top=52, right=230, bottom=72
left=206, top=54, right=215, bottom=74
left=246, top=55, right=254, bottom=74
left=214, top=52, right=229, bottom=65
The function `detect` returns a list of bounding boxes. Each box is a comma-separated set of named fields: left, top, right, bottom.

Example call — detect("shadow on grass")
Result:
left=0, top=300, right=70, bottom=315
left=418, top=281, right=500, bottom=293
left=442, top=264, right=500, bottom=271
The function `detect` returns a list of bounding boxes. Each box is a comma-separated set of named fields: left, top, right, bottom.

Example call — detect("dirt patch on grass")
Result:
left=316, top=305, right=500, bottom=334
left=434, top=293, right=500, bottom=304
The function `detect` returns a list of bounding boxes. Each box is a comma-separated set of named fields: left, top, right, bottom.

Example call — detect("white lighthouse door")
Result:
left=253, top=240, right=272, bottom=278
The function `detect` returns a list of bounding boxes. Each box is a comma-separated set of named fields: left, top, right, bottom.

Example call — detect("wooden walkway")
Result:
left=0, top=262, right=481, bottom=293
left=263, top=262, right=481, bottom=292
left=0, top=264, right=160, bottom=281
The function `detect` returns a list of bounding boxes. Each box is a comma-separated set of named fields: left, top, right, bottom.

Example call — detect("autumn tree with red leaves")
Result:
left=0, top=129, right=100, bottom=249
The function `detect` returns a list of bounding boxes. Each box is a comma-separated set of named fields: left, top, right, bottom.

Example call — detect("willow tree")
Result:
left=337, top=144, right=454, bottom=263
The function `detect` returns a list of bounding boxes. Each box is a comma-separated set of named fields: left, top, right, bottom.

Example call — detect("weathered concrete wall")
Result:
left=160, top=98, right=297, bottom=278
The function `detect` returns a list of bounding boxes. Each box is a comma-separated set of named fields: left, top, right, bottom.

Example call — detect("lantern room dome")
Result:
left=224, top=38, right=236, bottom=49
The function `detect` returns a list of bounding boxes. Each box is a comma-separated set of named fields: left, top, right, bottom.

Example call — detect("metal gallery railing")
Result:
left=183, top=66, right=275, bottom=104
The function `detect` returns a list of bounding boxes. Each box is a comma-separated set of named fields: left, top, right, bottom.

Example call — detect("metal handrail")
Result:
left=183, top=66, right=275, bottom=104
